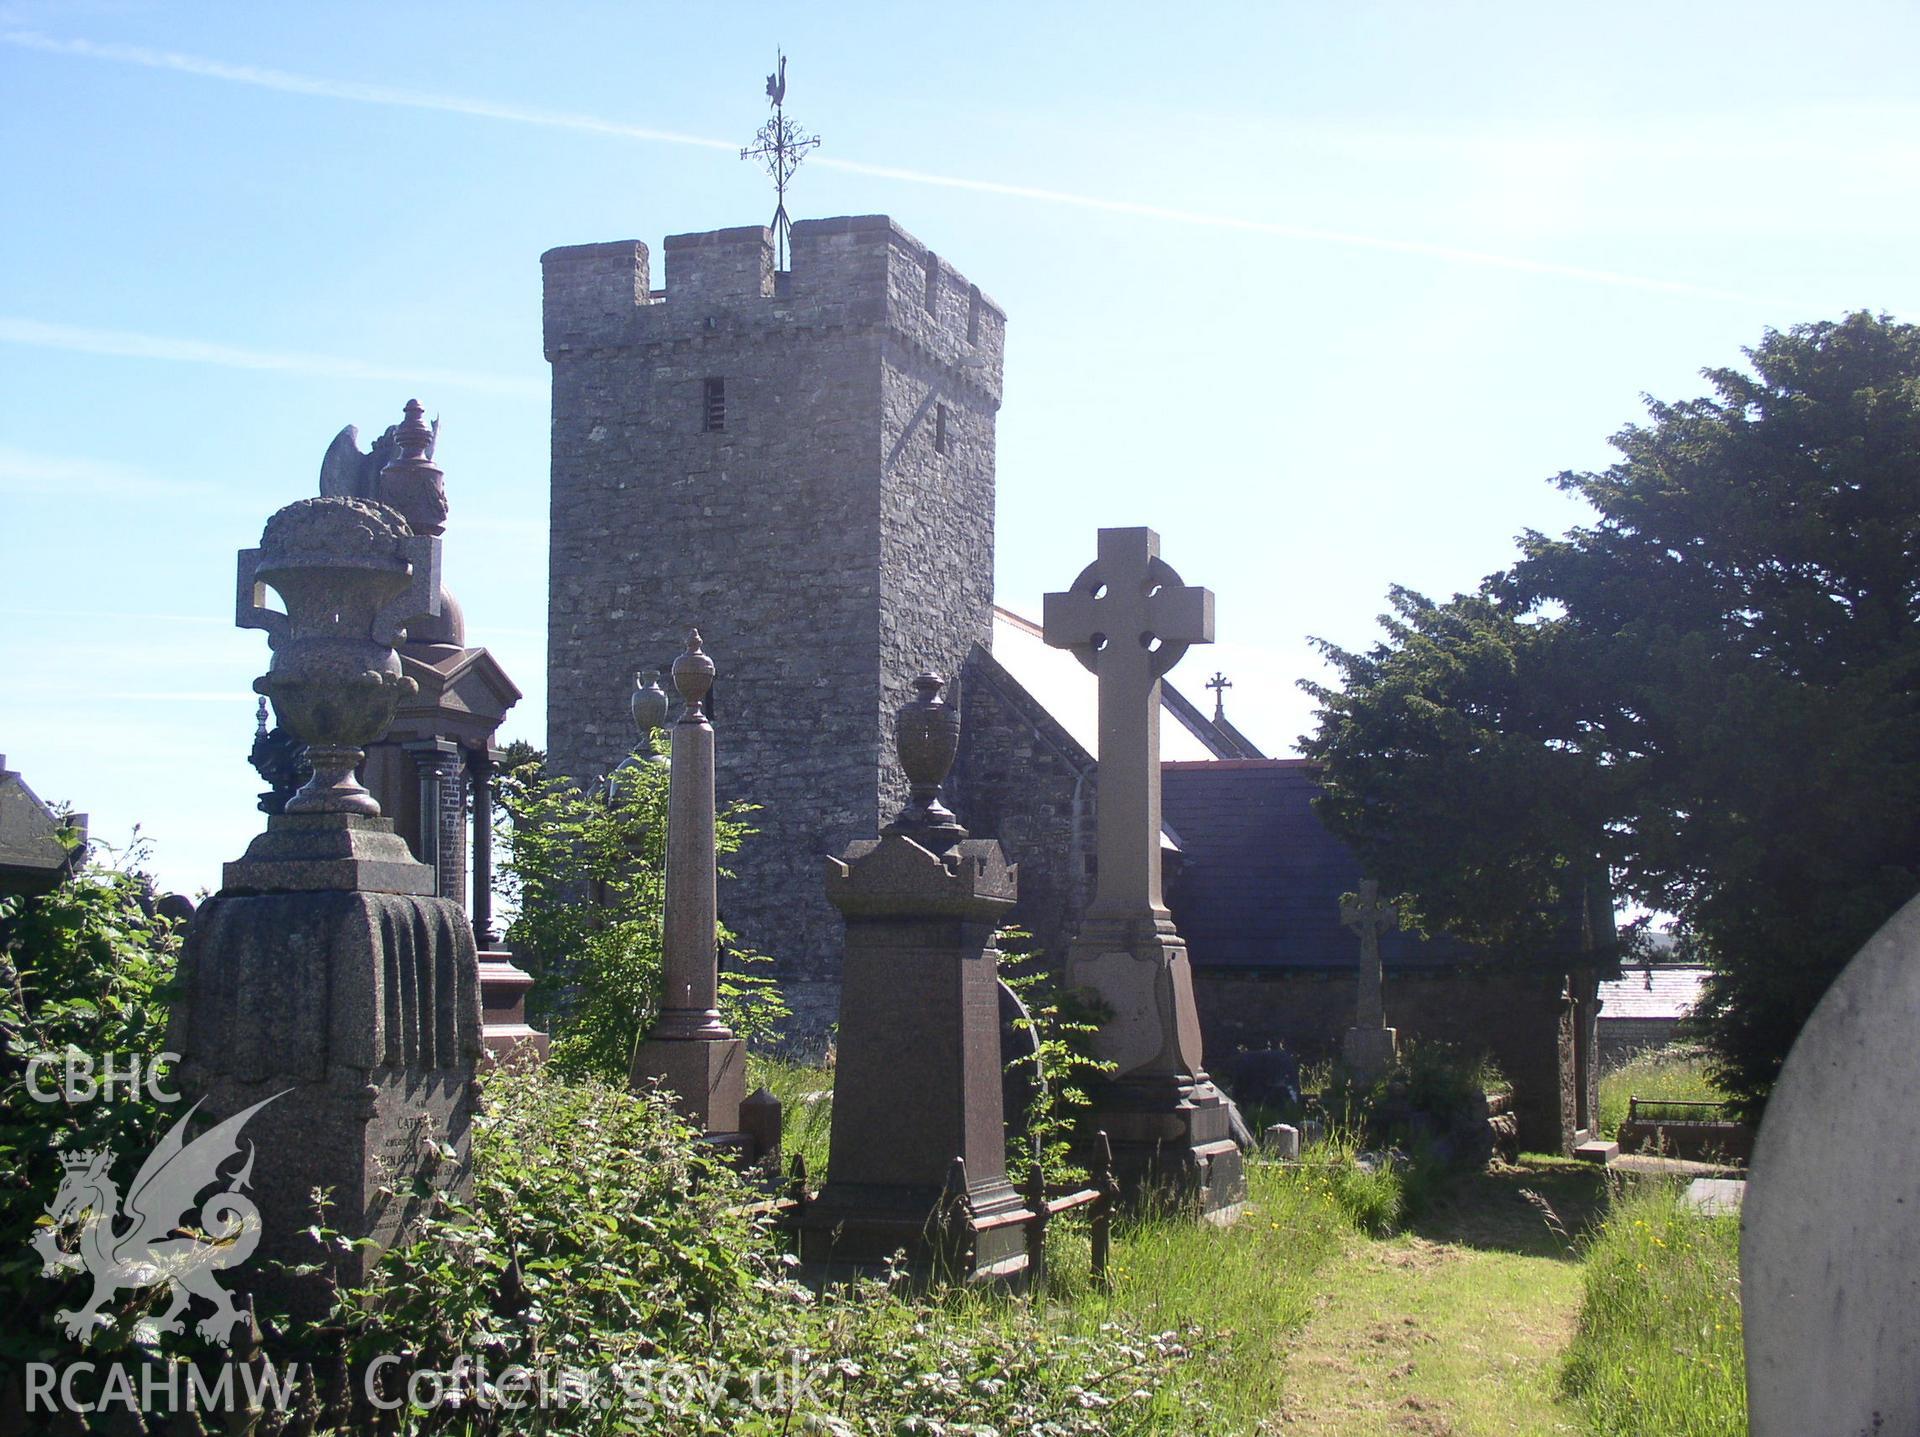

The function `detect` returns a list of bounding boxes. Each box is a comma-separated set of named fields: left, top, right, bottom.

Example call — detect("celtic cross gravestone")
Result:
left=1340, top=879, right=1401, bottom=1078
left=1043, top=526, right=1244, bottom=1214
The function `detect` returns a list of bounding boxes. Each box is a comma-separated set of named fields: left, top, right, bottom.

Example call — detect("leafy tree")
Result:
left=493, top=744, right=786, bottom=1083
left=1304, top=313, right=1920, bottom=1114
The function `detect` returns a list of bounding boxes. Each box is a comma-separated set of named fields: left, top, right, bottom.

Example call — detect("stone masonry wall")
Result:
left=1193, top=966, right=1580, bottom=1154
left=953, top=645, right=1095, bottom=968
left=543, top=217, right=1004, bottom=1042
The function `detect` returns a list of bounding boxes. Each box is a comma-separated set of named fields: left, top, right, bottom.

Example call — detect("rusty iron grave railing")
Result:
left=1626, top=1097, right=1737, bottom=1124
left=743, top=1132, right=1123, bottom=1298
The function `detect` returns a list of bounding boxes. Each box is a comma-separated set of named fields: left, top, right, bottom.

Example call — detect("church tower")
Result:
left=542, top=216, right=1005, bottom=1031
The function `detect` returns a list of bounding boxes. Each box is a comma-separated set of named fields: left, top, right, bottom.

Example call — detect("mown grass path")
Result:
left=1272, top=1160, right=1605, bottom=1435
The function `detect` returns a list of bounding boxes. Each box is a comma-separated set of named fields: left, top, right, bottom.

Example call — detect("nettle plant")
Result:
left=493, top=744, right=786, bottom=1082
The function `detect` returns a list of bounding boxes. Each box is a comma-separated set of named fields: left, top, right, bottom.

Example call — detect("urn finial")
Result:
left=631, top=668, right=672, bottom=762
left=672, top=630, right=715, bottom=725
left=884, top=671, right=966, bottom=850
left=377, top=399, right=448, bottom=539
left=236, top=496, right=438, bottom=815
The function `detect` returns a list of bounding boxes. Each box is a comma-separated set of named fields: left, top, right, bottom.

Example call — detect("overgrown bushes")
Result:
left=328, top=1066, right=1202, bottom=1434
left=0, top=861, right=186, bottom=1388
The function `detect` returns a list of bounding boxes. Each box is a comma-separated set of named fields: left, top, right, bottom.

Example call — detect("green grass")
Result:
left=1066, top=1158, right=1360, bottom=1432
left=1561, top=1177, right=1746, bottom=1436
left=749, top=1052, right=834, bottom=1178
left=755, top=1056, right=1746, bottom=1433
left=1597, top=1046, right=1726, bottom=1138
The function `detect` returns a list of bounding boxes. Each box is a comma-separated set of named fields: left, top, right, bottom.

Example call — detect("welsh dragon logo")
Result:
left=33, top=1093, right=286, bottom=1347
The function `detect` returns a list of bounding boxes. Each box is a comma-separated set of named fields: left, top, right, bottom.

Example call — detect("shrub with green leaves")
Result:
left=0, top=858, right=196, bottom=1386
left=1000, top=941, right=1114, bottom=1187
left=494, top=747, right=785, bottom=1082
left=322, top=1066, right=1199, bottom=1434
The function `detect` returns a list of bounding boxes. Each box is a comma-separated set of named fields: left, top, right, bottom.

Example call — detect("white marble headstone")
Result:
left=1743, top=891, right=1920, bottom=1436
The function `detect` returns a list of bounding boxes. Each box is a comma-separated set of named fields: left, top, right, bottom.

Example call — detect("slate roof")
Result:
left=989, top=608, right=1238, bottom=763
left=0, top=754, right=84, bottom=895
left=1160, top=759, right=1613, bottom=972
left=1597, top=966, right=1707, bottom=1021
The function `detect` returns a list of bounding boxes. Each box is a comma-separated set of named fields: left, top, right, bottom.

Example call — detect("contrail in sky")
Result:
left=0, top=316, right=544, bottom=397
left=3, top=28, right=1774, bottom=306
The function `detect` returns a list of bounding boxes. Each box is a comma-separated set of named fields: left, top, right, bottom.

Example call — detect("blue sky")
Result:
left=4, top=2, right=1917, bottom=895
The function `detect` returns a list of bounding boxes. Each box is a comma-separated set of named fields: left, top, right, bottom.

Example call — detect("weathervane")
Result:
left=740, top=49, right=821, bottom=272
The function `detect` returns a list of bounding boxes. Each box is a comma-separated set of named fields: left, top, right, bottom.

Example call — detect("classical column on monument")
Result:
left=169, top=496, right=482, bottom=1321
left=797, top=673, right=1033, bottom=1285
left=1043, top=525, right=1246, bottom=1215
left=1339, top=880, right=1401, bottom=1080
left=630, top=632, right=751, bottom=1149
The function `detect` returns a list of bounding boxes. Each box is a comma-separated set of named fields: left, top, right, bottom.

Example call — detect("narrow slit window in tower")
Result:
left=924, top=253, right=939, bottom=315
left=935, top=402, right=950, bottom=455
left=703, top=377, right=725, bottom=432
left=967, top=286, right=982, bottom=344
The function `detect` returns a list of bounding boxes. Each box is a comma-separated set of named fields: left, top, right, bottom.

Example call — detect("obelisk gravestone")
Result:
left=630, top=632, right=748, bottom=1144
left=1042, top=526, right=1245, bottom=1214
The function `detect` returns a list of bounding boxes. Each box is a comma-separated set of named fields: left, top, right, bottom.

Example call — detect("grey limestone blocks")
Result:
left=542, top=217, right=1004, bottom=1039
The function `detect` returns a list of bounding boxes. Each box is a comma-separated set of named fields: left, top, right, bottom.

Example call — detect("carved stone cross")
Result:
left=1043, top=527, right=1214, bottom=920
left=1340, top=880, right=1400, bottom=1030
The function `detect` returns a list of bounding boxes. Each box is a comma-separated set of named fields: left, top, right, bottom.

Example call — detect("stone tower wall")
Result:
left=543, top=216, right=1004, bottom=1038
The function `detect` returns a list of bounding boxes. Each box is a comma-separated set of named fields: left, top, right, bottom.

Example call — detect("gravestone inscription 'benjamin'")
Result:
left=1043, top=526, right=1245, bottom=1213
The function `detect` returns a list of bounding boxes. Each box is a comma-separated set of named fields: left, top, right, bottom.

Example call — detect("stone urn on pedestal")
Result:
left=170, top=495, right=481, bottom=1320
left=225, top=497, right=443, bottom=889
left=797, top=672, right=1033, bottom=1286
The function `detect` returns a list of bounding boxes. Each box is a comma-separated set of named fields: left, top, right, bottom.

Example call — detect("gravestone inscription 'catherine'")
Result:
left=798, top=673, right=1032, bottom=1284
left=1042, top=526, right=1245, bottom=1213
left=170, top=496, right=481, bottom=1318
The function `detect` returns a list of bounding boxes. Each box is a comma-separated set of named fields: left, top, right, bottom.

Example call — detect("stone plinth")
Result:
left=1043, top=528, right=1246, bottom=1216
left=224, top=812, right=435, bottom=895
left=798, top=833, right=1031, bottom=1284
left=1063, top=915, right=1245, bottom=1211
left=170, top=887, right=481, bottom=1317
left=1342, top=1025, right=1399, bottom=1077
left=479, top=952, right=549, bottom=1062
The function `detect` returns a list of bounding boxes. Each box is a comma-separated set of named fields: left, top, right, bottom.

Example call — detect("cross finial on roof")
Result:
left=1206, top=671, right=1232, bottom=722
left=740, top=49, right=821, bottom=272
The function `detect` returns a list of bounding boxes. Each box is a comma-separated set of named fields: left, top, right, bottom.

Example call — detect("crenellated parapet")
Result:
left=541, top=216, right=1005, bottom=407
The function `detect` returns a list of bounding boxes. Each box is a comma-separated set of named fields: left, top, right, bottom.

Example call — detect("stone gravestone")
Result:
left=0, top=754, right=86, bottom=896
left=1742, top=891, right=1920, bottom=1436
left=1340, top=880, right=1401, bottom=1080
left=170, top=496, right=482, bottom=1318
left=798, top=674, right=1032, bottom=1285
left=630, top=632, right=751, bottom=1151
left=1043, top=526, right=1245, bottom=1215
